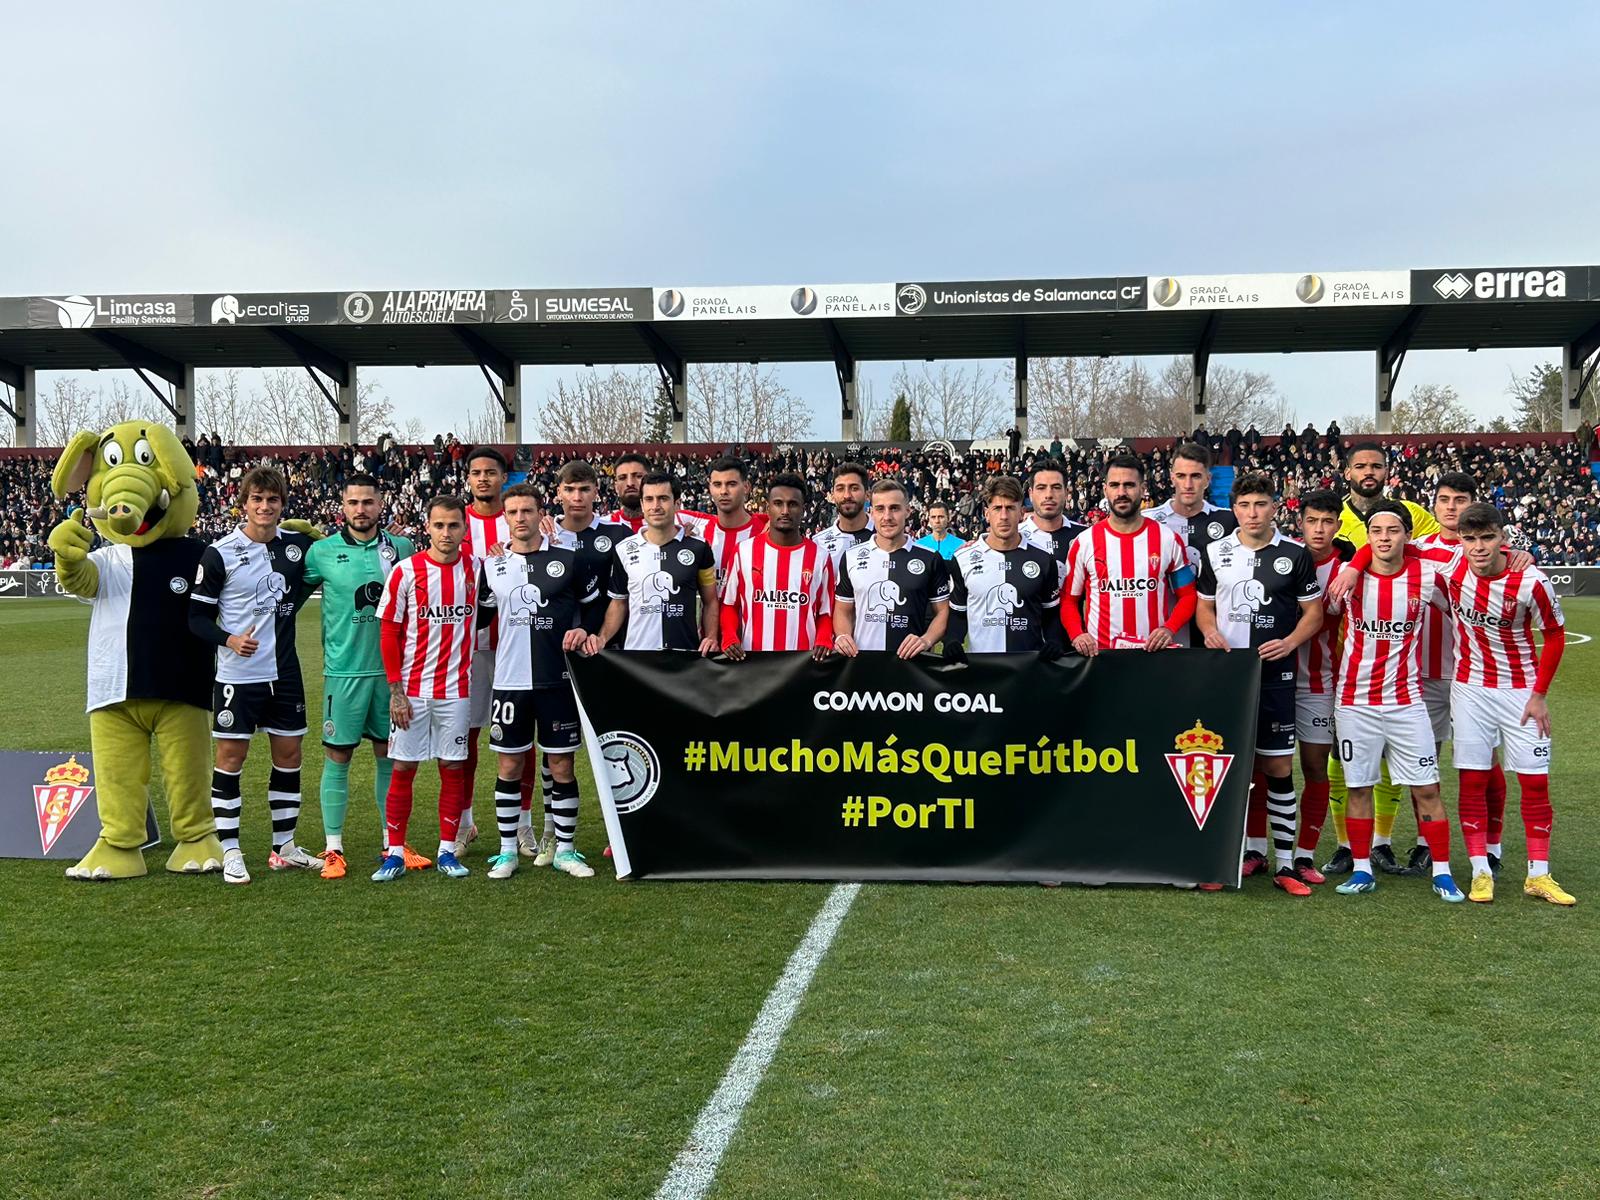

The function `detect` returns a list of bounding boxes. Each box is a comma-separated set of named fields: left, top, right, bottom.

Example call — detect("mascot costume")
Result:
left=48, top=422, right=223, bottom=879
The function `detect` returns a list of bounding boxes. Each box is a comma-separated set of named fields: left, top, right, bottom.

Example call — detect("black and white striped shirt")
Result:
left=835, top=540, right=951, bottom=652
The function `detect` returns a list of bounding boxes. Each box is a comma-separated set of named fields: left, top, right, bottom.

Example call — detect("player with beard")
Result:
left=834, top=478, right=951, bottom=657
left=811, top=462, right=874, bottom=574
left=685, top=456, right=769, bottom=589
left=1019, top=460, right=1087, bottom=578
left=301, top=474, right=416, bottom=878
left=1144, top=442, right=1237, bottom=647
left=722, top=474, right=834, bottom=660
left=1062, top=455, right=1196, bottom=654
left=945, top=476, right=1062, bottom=657
left=1195, top=473, right=1324, bottom=895
left=453, top=446, right=510, bottom=853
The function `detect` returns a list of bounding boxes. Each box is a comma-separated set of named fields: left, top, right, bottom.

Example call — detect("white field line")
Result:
left=655, top=882, right=862, bottom=1200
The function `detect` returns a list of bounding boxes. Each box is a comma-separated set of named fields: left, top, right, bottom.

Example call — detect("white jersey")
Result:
left=811, top=518, right=874, bottom=575
left=191, top=525, right=311, bottom=685
left=1438, top=556, right=1564, bottom=690
left=948, top=539, right=1061, bottom=653
left=478, top=539, right=593, bottom=689
left=461, top=507, right=510, bottom=652
left=835, top=539, right=951, bottom=653
left=1412, top=533, right=1462, bottom=680
left=609, top=528, right=716, bottom=651
left=1296, top=551, right=1344, bottom=696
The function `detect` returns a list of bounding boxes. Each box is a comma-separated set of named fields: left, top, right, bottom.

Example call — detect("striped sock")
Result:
left=541, top=757, right=556, bottom=837
left=495, top=776, right=522, bottom=855
left=551, top=777, right=579, bottom=851
left=268, top=766, right=302, bottom=852
left=1265, top=777, right=1298, bottom=869
left=212, top=768, right=243, bottom=854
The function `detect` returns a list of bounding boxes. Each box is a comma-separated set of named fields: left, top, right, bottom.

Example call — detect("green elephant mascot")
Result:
left=48, top=422, right=223, bottom=880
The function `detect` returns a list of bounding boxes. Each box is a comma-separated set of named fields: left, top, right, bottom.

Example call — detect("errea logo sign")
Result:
left=1424, top=268, right=1571, bottom=302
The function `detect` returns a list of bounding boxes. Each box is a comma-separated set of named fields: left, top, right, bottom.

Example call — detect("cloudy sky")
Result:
left=4, top=1, right=1597, bottom=437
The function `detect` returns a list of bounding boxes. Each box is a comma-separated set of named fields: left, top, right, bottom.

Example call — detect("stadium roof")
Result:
left=3, top=266, right=1598, bottom=443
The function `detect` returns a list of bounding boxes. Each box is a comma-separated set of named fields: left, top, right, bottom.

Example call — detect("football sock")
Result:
left=551, top=777, right=580, bottom=850
left=1457, top=769, right=1491, bottom=859
left=1487, top=760, right=1507, bottom=849
left=1347, top=816, right=1374, bottom=876
left=1518, top=773, right=1552, bottom=874
left=1328, top=756, right=1349, bottom=846
left=1372, top=769, right=1401, bottom=844
left=373, top=754, right=394, bottom=829
left=1418, top=818, right=1452, bottom=878
left=1246, top=770, right=1268, bottom=855
left=518, top=767, right=535, bottom=827
left=319, top=757, right=350, bottom=842
left=268, top=766, right=302, bottom=852
left=438, top=763, right=466, bottom=847
left=542, top=757, right=556, bottom=837
left=461, top=728, right=481, bottom=831
left=1265, top=776, right=1297, bottom=869
left=384, top=769, right=416, bottom=851
left=211, top=767, right=243, bottom=854
left=495, top=776, right=522, bottom=855
left=1296, top=780, right=1330, bottom=859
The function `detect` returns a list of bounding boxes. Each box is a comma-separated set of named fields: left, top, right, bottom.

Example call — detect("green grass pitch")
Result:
left=0, top=600, right=1594, bottom=1199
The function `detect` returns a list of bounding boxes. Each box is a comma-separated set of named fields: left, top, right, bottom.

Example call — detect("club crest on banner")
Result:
left=34, top=756, right=95, bottom=854
left=1164, top=721, right=1234, bottom=830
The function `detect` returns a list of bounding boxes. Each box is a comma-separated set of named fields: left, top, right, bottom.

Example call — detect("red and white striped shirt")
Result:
left=1413, top=533, right=1463, bottom=680
left=1064, top=518, right=1190, bottom=650
left=688, top=511, right=770, bottom=587
left=379, top=552, right=478, bottom=700
left=722, top=533, right=834, bottom=652
left=1296, top=550, right=1344, bottom=695
left=1334, top=554, right=1447, bottom=707
left=460, top=506, right=508, bottom=650
left=1439, top=557, right=1564, bottom=690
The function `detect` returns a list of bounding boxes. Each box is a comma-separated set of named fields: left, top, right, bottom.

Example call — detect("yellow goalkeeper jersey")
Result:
left=1335, top=496, right=1439, bottom=550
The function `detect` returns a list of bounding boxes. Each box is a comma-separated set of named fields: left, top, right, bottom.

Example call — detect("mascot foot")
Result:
left=64, top=838, right=147, bottom=881
left=167, top=836, right=225, bottom=874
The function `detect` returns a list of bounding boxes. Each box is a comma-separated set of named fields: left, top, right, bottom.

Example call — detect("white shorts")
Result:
left=1295, top=688, right=1335, bottom=746
left=1451, top=682, right=1551, bottom=775
left=387, top=696, right=471, bottom=763
left=1334, top=703, right=1440, bottom=788
left=468, top=646, right=495, bottom=728
left=1422, top=677, right=1452, bottom=744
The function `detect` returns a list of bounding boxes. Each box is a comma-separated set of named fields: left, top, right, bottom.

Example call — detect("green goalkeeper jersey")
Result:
left=303, top=528, right=416, bottom=677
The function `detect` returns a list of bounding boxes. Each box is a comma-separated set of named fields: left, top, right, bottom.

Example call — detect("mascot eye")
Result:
left=134, top=438, right=155, bottom=465
left=102, top=442, right=123, bottom=467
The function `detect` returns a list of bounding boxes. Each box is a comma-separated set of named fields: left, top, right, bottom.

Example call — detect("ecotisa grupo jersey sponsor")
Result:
left=1197, top=530, right=1321, bottom=689
left=1143, top=499, right=1237, bottom=646
left=477, top=540, right=594, bottom=689
left=948, top=539, right=1060, bottom=653
left=1438, top=556, right=1564, bottom=689
left=1064, top=518, right=1192, bottom=651
left=191, top=525, right=313, bottom=685
left=378, top=551, right=477, bottom=700
left=722, top=532, right=834, bottom=652
left=835, top=539, right=951, bottom=652
left=608, top=528, right=716, bottom=651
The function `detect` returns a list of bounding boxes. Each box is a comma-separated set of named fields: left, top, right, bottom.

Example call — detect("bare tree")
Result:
left=1145, top=359, right=1287, bottom=437
left=688, top=362, right=813, bottom=442
left=538, top=367, right=657, bottom=442
left=1388, top=383, right=1478, bottom=434
left=1335, top=411, right=1378, bottom=435
left=37, top=376, right=169, bottom=445
left=1023, top=357, right=1129, bottom=438
left=462, top=391, right=509, bottom=445
left=891, top=363, right=1005, bottom=439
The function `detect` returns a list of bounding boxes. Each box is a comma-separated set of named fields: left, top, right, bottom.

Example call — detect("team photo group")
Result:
left=61, top=437, right=1570, bottom=904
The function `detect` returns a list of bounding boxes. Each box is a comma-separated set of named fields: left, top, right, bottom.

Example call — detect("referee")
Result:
left=588, top=472, right=719, bottom=653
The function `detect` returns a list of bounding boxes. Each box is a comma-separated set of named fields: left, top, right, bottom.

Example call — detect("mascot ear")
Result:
left=53, top=430, right=102, bottom=498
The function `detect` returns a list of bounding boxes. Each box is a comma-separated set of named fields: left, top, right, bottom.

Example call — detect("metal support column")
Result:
left=338, top=365, right=360, bottom=445
left=502, top=362, right=523, bottom=443
left=1190, top=314, right=1218, bottom=417
left=0, top=362, right=33, bottom=447
left=1376, top=306, right=1425, bottom=436
left=823, top=321, right=858, bottom=441
left=635, top=323, right=687, bottom=443
left=1014, top=355, right=1029, bottom=441
left=174, top=364, right=195, bottom=442
left=1562, top=318, right=1600, bottom=433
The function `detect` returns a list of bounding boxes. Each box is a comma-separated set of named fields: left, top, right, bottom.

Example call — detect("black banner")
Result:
left=570, top=650, right=1259, bottom=885
left=1542, top=566, right=1600, bottom=598
left=893, top=278, right=1147, bottom=316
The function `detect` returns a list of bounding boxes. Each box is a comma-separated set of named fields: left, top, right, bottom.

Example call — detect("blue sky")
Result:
left=4, top=2, right=1597, bottom=435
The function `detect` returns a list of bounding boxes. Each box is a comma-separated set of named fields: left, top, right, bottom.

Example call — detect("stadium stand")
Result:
left=2, top=428, right=1597, bottom=567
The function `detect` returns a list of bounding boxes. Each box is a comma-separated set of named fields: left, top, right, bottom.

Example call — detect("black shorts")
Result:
left=487, top=686, right=581, bottom=755
left=1256, top=686, right=1297, bottom=757
left=213, top=676, right=307, bottom=739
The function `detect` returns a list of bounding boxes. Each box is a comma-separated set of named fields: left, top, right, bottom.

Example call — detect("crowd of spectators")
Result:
left=3, top=425, right=1598, bottom=567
